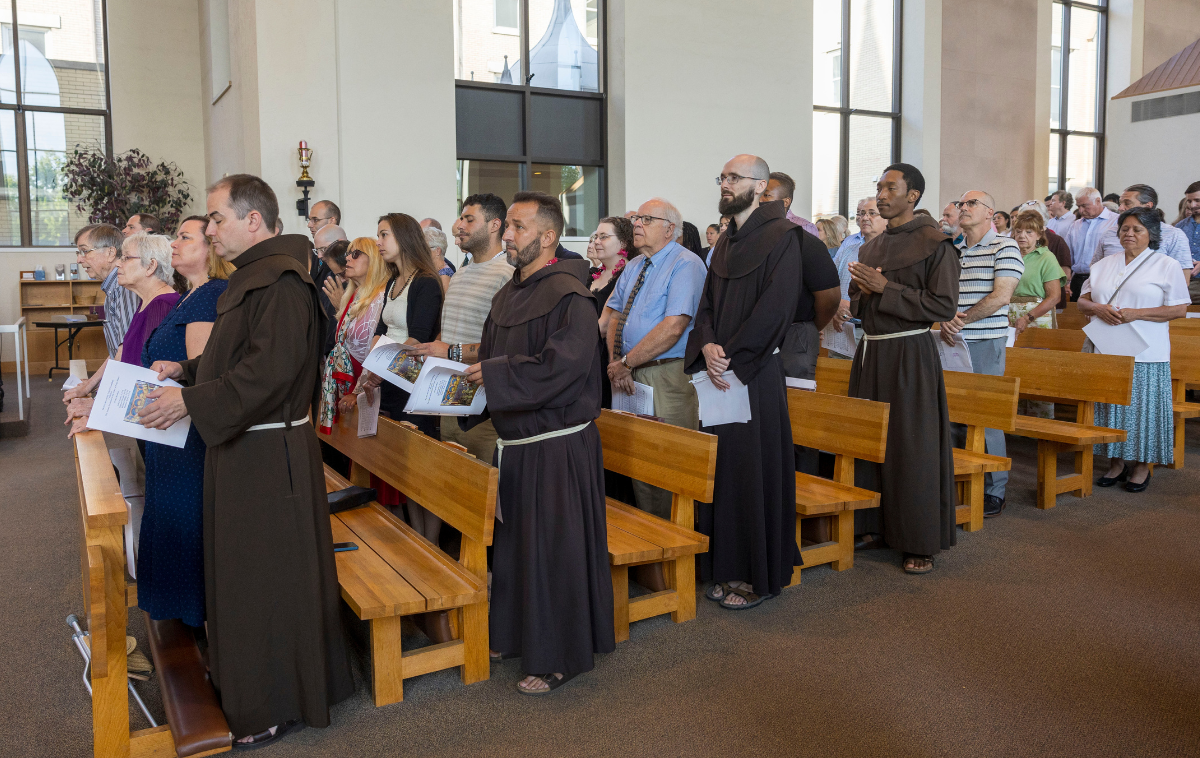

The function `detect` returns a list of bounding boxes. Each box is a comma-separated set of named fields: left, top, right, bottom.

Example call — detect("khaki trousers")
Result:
left=630, top=359, right=699, bottom=519
left=440, top=415, right=500, bottom=465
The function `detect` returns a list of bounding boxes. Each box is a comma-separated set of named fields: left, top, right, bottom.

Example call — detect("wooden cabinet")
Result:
left=19, top=279, right=109, bottom=368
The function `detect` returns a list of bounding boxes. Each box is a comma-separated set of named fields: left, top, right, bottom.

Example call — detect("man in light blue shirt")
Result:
left=826, top=197, right=887, bottom=358
left=1178, top=181, right=1200, bottom=302
left=603, top=197, right=707, bottom=519
left=1063, top=187, right=1116, bottom=300
left=1089, top=184, right=1197, bottom=274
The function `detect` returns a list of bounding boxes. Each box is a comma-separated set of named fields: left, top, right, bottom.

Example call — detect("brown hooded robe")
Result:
left=848, top=215, right=961, bottom=556
left=178, top=234, right=353, bottom=736
left=684, top=200, right=802, bottom=599
left=466, top=257, right=615, bottom=677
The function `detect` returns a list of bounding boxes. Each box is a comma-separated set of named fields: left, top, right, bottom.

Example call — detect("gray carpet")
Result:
left=3, top=373, right=1200, bottom=757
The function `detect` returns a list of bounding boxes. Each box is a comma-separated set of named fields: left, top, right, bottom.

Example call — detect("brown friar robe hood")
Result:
left=858, top=214, right=951, bottom=272
left=488, top=256, right=594, bottom=327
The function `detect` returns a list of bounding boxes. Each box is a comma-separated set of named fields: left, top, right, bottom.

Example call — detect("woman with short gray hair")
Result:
left=423, top=225, right=455, bottom=292
left=64, top=233, right=181, bottom=435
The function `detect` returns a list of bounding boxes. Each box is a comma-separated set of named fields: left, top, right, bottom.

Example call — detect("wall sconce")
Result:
left=296, top=140, right=315, bottom=218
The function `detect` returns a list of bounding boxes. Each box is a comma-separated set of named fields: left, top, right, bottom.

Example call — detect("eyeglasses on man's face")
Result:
left=715, top=174, right=767, bottom=187
left=630, top=214, right=669, bottom=226
left=307, top=215, right=333, bottom=225
left=855, top=210, right=881, bottom=219
left=953, top=199, right=993, bottom=211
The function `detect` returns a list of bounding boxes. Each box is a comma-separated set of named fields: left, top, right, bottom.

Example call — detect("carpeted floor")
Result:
left=3, top=374, right=1200, bottom=757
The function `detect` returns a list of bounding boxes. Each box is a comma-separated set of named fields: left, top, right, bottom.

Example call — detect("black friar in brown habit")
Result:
left=848, top=214, right=960, bottom=557
left=466, top=256, right=615, bottom=678
left=684, top=199, right=802, bottom=601
left=177, top=233, right=353, bottom=736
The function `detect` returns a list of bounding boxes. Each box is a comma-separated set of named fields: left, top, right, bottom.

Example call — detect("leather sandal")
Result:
left=903, top=554, right=935, bottom=575
left=719, top=585, right=767, bottom=610
left=705, top=582, right=731, bottom=602
left=517, top=671, right=577, bottom=695
left=234, top=720, right=305, bottom=751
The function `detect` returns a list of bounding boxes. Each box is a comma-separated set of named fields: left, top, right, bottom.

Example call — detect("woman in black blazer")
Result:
left=358, top=213, right=445, bottom=540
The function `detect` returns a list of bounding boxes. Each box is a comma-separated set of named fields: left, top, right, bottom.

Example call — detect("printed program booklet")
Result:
left=85, top=360, right=191, bottom=448
left=362, top=335, right=424, bottom=392
left=402, top=357, right=487, bottom=416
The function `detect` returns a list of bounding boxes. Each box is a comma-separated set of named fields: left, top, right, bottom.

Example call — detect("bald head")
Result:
left=958, top=190, right=997, bottom=241
left=632, top=197, right=682, bottom=256
left=313, top=224, right=348, bottom=260
left=719, top=154, right=770, bottom=219
left=420, top=218, right=442, bottom=231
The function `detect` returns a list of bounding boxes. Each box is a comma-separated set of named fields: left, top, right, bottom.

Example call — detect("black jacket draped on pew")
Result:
left=684, top=200, right=802, bottom=598
left=467, top=256, right=615, bottom=676
left=848, top=215, right=961, bottom=556
left=178, top=234, right=353, bottom=736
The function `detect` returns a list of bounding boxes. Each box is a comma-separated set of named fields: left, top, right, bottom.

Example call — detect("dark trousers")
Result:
left=1070, top=273, right=1089, bottom=302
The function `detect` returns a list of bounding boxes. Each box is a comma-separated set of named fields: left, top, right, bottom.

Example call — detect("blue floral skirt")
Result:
left=1094, top=361, right=1173, bottom=465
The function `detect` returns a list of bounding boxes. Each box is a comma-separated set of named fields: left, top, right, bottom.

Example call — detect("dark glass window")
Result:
left=1049, top=1, right=1107, bottom=195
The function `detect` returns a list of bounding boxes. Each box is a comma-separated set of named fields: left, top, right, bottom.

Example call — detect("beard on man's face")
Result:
left=459, top=225, right=490, bottom=254
left=506, top=236, right=543, bottom=270
left=718, top=185, right=756, bottom=216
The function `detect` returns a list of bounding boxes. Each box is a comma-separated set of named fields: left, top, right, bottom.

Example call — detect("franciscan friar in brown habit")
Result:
left=140, top=174, right=353, bottom=747
left=847, top=163, right=961, bottom=575
left=463, top=191, right=615, bottom=695
left=684, top=154, right=803, bottom=610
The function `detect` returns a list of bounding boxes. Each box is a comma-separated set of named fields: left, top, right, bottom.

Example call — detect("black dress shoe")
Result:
left=983, top=495, right=1005, bottom=518
left=1125, top=471, right=1152, bottom=493
left=1097, top=465, right=1130, bottom=487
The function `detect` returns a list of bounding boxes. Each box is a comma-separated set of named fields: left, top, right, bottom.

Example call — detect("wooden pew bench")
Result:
left=1013, top=328, right=1087, bottom=351
left=1169, top=335, right=1200, bottom=469
left=1056, top=303, right=1088, bottom=330
left=74, top=429, right=232, bottom=757
left=595, top=410, right=714, bottom=643
left=322, top=412, right=496, bottom=706
left=813, top=358, right=1017, bottom=531
left=1004, top=348, right=1131, bottom=508
left=785, top=387, right=887, bottom=584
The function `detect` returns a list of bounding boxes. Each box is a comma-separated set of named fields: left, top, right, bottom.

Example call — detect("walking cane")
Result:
left=66, top=614, right=158, bottom=727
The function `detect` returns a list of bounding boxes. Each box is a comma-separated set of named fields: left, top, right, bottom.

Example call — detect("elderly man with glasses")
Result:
left=940, top=190, right=1024, bottom=518
left=602, top=197, right=707, bottom=523
left=826, top=197, right=888, bottom=359
left=75, top=223, right=140, bottom=358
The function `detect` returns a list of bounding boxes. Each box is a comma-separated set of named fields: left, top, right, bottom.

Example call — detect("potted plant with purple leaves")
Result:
left=61, top=148, right=191, bottom=232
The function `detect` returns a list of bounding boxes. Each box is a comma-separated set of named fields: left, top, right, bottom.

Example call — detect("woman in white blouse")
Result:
left=1077, top=207, right=1190, bottom=492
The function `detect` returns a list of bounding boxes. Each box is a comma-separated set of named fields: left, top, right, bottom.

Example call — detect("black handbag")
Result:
left=327, top=485, right=377, bottom=514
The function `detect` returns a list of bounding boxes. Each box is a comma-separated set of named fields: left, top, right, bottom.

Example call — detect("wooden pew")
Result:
left=1003, top=348, right=1130, bottom=508
left=1170, top=318, right=1200, bottom=338
left=322, top=411, right=495, bottom=706
left=74, top=429, right=232, bottom=758
left=1169, top=335, right=1200, bottom=469
left=785, top=388, right=887, bottom=584
left=1057, top=303, right=1088, bottom=330
left=813, top=358, right=1017, bottom=531
left=1013, top=328, right=1087, bottom=351
left=594, top=410, right=713, bottom=643
left=943, top=370, right=1019, bottom=530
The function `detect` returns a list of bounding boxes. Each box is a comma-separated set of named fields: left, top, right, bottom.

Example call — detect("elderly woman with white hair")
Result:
left=423, top=225, right=455, bottom=292
left=64, top=233, right=181, bottom=435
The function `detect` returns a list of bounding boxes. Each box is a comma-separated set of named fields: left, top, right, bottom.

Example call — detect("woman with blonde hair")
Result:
left=815, top=216, right=848, bottom=255
left=317, top=236, right=389, bottom=433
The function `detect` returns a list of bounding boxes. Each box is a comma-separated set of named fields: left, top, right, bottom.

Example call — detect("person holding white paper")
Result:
left=603, top=197, right=706, bottom=522
left=683, top=154, right=802, bottom=610
left=316, top=237, right=387, bottom=434
left=1078, top=206, right=1190, bottom=492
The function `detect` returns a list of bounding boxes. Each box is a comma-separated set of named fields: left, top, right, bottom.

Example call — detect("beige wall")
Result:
left=1141, top=0, right=1200, bottom=75
left=939, top=0, right=1042, bottom=212
left=609, top=0, right=813, bottom=230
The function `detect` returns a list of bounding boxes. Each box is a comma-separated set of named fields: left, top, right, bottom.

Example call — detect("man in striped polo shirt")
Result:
left=940, top=190, right=1024, bottom=517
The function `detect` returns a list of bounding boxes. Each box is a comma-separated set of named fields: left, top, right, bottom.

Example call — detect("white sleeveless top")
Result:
left=380, top=277, right=412, bottom=343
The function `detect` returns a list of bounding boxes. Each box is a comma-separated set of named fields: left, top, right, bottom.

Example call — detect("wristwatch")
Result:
left=621, top=355, right=631, bottom=369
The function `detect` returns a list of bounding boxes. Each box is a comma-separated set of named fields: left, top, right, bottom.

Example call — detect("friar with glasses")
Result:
left=140, top=174, right=352, bottom=747
left=462, top=191, right=614, bottom=695
left=847, top=163, right=960, bottom=575
left=603, top=197, right=707, bottom=522
left=684, top=154, right=802, bottom=610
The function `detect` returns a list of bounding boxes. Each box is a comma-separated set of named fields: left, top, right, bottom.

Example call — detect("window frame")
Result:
left=454, top=0, right=606, bottom=222
left=0, top=0, right=113, bottom=247
left=812, top=0, right=903, bottom=221
left=1049, top=0, right=1107, bottom=196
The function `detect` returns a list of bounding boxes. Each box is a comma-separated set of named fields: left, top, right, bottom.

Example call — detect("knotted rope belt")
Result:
left=493, top=421, right=591, bottom=522
left=859, top=327, right=931, bottom=365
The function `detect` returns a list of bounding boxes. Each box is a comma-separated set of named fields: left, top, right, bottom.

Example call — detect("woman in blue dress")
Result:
left=138, top=216, right=234, bottom=627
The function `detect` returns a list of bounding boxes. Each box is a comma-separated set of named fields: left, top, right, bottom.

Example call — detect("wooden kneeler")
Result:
left=322, top=411, right=496, bottom=706
left=595, top=410, right=715, bottom=643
